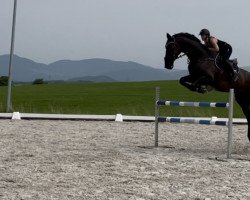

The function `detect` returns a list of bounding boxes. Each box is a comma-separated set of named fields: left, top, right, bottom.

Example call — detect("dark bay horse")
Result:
left=164, top=32, right=250, bottom=141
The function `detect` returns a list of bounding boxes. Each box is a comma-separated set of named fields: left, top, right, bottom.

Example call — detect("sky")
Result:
left=1, top=0, right=250, bottom=69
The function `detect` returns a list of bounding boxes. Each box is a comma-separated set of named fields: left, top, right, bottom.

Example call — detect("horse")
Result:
left=164, top=32, right=250, bottom=141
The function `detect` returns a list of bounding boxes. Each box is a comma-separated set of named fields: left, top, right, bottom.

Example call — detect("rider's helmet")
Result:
left=199, top=28, right=210, bottom=36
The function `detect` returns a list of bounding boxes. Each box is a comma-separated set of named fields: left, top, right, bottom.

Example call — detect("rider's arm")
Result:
left=208, top=37, right=219, bottom=52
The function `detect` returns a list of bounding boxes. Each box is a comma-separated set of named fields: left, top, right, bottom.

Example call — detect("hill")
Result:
left=0, top=55, right=188, bottom=82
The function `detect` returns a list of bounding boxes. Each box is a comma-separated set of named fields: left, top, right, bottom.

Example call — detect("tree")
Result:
left=0, top=76, right=8, bottom=86
left=32, top=78, right=47, bottom=85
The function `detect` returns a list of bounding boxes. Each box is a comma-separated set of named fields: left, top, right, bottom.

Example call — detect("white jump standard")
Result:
left=154, top=87, right=234, bottom=159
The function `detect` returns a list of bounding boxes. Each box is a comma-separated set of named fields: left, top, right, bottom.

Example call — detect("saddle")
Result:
left=215, top=57, right=239, bottom=73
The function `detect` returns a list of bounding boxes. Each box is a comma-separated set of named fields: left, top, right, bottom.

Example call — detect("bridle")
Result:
left=165, top=37, right=186, bottom=61
left=165, top=36, right=201, bottom=63
left=165, top=34, right=220, bottom=68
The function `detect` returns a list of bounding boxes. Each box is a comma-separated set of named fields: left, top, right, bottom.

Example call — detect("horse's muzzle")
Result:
left=164, top=57, right=174, bottom=69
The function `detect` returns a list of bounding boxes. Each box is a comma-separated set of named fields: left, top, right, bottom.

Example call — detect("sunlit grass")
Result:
left=0, top=81, right=244, bottom=117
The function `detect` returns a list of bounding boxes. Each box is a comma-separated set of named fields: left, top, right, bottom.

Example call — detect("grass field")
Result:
left=0, top=81, right=244, bottom=117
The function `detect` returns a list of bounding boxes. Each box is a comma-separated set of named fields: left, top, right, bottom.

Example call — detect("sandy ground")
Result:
left=0, top=119, right=249, bottom=200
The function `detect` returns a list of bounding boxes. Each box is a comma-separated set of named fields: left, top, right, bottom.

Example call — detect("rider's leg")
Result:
left=221, top=47, right=239, bottom=82
left=225, top=59, right=239, bottom=81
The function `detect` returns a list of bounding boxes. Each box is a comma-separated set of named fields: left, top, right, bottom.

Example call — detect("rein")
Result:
left=166, top=36, right=215, bottom=62
left=166, top=35, right=219, bottom=68
left=176, top=53, right=186, bottom=59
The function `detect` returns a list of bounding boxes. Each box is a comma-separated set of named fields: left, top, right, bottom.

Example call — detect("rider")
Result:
left=199, top=28, right=239, bottom=81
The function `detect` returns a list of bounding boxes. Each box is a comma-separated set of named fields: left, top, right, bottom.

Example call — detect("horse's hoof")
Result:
left=206, top=85, right=214, bottom=92
left=197, top=89, right=207, bottom=93
left=197, top=86, right=207, bottom=93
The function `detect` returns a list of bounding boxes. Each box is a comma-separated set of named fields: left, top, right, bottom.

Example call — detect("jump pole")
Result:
left=154, top=87, right=234, bottom=159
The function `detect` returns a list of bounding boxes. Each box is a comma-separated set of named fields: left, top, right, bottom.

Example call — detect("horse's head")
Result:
left=164, top=33, right=181, bottom=69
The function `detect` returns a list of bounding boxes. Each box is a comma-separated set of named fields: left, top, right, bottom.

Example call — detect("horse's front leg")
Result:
left=180, top=75, right=213, bottom=93
left=192, top=76, right=214, bottom=93
left=179, top=75, right=197, bottom=91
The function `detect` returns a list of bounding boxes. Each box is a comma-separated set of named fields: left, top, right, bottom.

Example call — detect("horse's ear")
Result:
left=167, top=33, right=172, bottom=40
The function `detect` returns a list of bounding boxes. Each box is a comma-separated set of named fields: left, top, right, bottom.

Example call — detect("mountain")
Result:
left=0, top=55, right=188, bottom=82
left=68, top=75, right=116, bottom=83
left=243, top=66, right=250, bottom=72
left=0, top=55, right=50, bottom=81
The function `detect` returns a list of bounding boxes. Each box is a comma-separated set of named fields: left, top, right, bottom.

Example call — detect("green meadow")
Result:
left=0, top=81, right=244, bottom=118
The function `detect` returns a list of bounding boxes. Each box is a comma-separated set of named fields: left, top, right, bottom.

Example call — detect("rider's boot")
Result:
left=231, top=58, right=238, bottom=66
left=226, top=60, right=239, bottom=82
left=232, top=72, right=239, bottom=82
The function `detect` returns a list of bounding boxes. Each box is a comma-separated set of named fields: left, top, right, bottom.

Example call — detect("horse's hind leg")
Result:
left=235, top=92, right=250, bottom=141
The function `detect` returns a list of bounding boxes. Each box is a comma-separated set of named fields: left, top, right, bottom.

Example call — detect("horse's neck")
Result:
left=178, top=38, right=209, bottom=60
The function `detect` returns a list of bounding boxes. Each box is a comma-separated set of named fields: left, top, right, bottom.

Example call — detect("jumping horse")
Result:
left=164, top=32, right=250, bottom=141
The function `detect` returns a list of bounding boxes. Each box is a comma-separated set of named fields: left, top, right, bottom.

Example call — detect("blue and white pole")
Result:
left=154, top=87, right=234, bottom=159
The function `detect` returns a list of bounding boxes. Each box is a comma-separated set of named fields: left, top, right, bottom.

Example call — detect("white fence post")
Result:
left=227, top=89, right=234, bottom=159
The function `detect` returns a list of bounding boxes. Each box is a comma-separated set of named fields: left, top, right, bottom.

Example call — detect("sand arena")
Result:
left=0, top=120, right=249, bottom=199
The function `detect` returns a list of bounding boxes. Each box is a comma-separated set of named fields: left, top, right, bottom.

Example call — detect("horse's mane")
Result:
left=174, top=32, right=210, bottom=53
left=174, top=32, right=201, bottom=43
